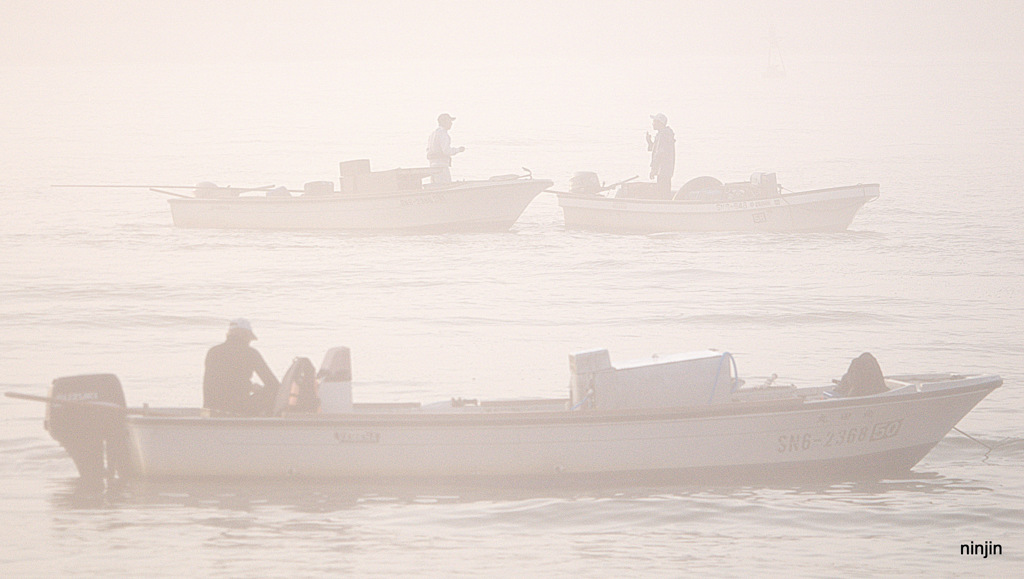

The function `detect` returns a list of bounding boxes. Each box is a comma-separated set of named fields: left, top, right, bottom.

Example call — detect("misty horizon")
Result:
left=3, top=1, right=1022, bottom=66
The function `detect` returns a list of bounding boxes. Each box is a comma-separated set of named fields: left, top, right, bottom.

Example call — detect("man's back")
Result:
left=426, top=126, right=452, bottom=164
left=203, top=340, right=264, bottom=414
left=654, top=126, right=675, bottom=160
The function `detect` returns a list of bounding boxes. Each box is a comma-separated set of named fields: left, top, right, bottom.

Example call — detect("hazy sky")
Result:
left=2, top=1, right=1022, bottom=65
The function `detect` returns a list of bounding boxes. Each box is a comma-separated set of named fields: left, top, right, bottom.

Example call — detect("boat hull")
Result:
left=124, top=375, right=998, bottom=481
left=167, top=178, right=553, bottom=232
left=558, top=184, right=879, bottom=233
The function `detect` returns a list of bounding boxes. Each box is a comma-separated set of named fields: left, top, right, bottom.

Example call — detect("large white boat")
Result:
left=557, top=172, right=879, bottom=233
left=22, top=346, right=999, bottom=484
left=162, top=160, right=552, bottom=233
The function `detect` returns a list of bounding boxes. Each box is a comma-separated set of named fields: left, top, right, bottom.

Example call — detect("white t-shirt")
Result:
left=426, top=126, right=456, bottom=166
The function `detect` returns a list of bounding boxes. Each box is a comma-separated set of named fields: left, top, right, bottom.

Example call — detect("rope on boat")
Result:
left=952, top=426, right=997, bottom=451
left=950, top=426, right=1020, bottom=464
left=570, top=371, right=596, bottom=411
left=571, top=389, right=593, bottom=411
left=778, top=185, right=796, bottom=208
left=708, top=352, right=739, bottom=404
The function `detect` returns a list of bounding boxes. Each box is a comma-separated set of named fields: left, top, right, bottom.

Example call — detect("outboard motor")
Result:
left=192, top=181, right=235, bottom=199
left=303, top=180, right=335, bottom=196
left=45, top=374, right=131, bottom=481
left=569, top=172, right=602, bottom=195
left=750, top=172, right=779, bottom=196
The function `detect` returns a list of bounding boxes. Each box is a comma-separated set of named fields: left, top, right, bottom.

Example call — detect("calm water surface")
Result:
left=1, top=57, right=1022, bottom=577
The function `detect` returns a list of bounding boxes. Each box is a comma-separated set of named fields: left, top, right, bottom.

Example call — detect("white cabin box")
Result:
left=570, top=349, right=736, bottom=410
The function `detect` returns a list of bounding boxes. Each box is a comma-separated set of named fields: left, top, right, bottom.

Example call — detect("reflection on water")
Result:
left=25, top=435, right=1023, bottom=576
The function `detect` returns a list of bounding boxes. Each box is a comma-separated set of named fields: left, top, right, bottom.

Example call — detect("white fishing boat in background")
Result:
left=557, top=172, right=879, bottom=233
left=62, top=160, right=552, bottom=233
left=14, top=346, right=999, bottom=483
left=164, top=160, right=552, bottom=232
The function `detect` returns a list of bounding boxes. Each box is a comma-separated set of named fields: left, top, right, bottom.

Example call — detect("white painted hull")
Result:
left=168, top=178, right=553, bottom=232
left=558, top=184, right=879, bottom=233
left=125, top=374, right=998, bottom=481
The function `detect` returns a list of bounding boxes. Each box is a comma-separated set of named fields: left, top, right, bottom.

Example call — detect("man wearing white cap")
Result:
left=426, top=113, right=465, bottom=184
left=203, top=318, right=281, bottom=416
left=645, top=113, right=676, bottom=199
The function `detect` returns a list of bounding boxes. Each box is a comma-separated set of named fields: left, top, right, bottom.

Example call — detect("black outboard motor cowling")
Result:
left=46, top=374, right=132, bottom=480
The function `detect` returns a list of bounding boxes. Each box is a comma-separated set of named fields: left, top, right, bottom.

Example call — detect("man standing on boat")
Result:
left=426, top=113, right=465, bottom=184
left=203, top=318, right=280, bottom=416
left=646, top=113, right=676, bottom=199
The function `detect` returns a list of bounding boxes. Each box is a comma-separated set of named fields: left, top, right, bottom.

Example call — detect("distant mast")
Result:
left=765, top=27, right=786, bottom=78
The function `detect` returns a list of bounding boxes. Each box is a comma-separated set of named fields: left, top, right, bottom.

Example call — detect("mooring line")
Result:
left=952, top=426, right=996, bottom=451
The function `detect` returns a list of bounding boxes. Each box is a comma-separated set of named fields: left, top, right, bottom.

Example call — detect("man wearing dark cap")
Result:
left=426, top=113, right=465, bottom=184
left=203, top=318, right=280, bottom=416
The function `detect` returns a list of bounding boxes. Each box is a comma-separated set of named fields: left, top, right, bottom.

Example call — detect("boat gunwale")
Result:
left=125, top=376, right=1000, bottom=429
left=167, top=177, right=554, bottom=204
left=556, top=183, right=880, bottom=207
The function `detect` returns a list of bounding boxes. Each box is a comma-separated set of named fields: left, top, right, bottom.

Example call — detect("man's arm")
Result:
left=202, top=348, right=217, bottom=408
left=253, top=352, right=281, bottom=390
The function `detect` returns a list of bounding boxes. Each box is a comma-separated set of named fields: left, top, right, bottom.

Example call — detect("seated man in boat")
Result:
left=645, top=113, right=676, bottom=199
left=203, top=318, right=280, bottom=416
left=426, top=113, right=465, bottom=184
